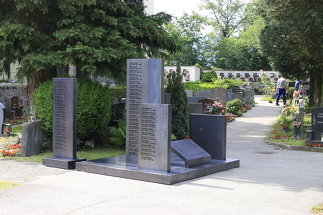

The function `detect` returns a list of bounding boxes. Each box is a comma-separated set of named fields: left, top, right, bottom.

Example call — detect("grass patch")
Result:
left=267, top=137, right=305, bottom=146
left=261, top=95, right=273, bottom=101
left=312, top=203, right=323, bottom=214
left=0, top=182, right=20, bottom=191
left=11, top=125, right=22, bottom=134
left=1, top=147, right=125, bottom=163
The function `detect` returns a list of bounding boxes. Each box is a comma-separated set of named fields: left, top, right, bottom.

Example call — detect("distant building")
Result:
left=164, top=66, right=201, bottom=82
left=204, top=70, right=281, bottom=82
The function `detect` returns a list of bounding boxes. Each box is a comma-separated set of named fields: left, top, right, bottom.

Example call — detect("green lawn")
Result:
left=1, top=147, right=125, bottom=163
left=0, top=182, right=20, bottom=191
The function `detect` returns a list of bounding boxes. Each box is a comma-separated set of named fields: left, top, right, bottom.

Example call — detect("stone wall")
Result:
left=0, top=83, right=28, bottom=119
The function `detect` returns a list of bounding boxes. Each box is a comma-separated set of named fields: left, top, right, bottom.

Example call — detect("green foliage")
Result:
left=109, top=117, right=126, bottom=148
left=201, top=71, right=217, bottom=83
left=226, top=98, right=243, bottom=115
left=259, top=0, right=323, bottom=106
left=0, top=1, right=177, bottom=82
left=260, top=73, right=274, bottom=95
left=32, top=81, right=53, bottom=137
left=183, top=79, right=245, bottom=91
left=164, top=13, right=208, bottom=67
left=110, top=86, right=127, bottom=99
left=200, top=0, right=249, bottom=38
left=165, top=67, right=189, bottom=140
left=277, top=114, right=293, bottom=130
left=33, top=79, right=112, bottom=143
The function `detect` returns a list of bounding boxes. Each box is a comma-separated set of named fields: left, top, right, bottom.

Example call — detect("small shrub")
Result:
left=109, top=117, right=126, bottom=148
left=277, top=114, right=293, bottom=130
left=201, top=71, right=217, bottom=83
left=226, top=99, right=243, bottom=115
left=33, top=78, right=112, bottom=145
left=166, top=67, right=189, bottom=140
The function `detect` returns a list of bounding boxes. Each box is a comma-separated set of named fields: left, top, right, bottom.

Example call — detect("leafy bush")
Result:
left=166, top=67, right=189, bottom=140
left=33, top=78, right=112, bottom=144
left=201, top=71, right=217, bottom=83
left=277, top=114, right=293, bottom=130
left=183, top=78, right=245, bottom=91
left=226, top=98, right=243, bottom=115
left=109, top=117, right=126, bottom=148
left=110, top=86, right=126, bottom=99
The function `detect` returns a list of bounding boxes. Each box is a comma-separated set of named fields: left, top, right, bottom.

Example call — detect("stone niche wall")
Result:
left=0, top=83, right=28, bottom=119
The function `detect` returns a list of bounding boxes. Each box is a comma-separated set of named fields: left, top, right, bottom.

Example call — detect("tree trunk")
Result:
left=311, top=73, right=323, bottom=107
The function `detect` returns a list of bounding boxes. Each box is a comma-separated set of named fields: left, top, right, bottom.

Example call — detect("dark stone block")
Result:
left=171, top=139, right=211, bottom=168
left=21, top=120, right=43, bottom=156
left=189, top=114, right=226, bottom=160
left=311, top=107, right=323, bottom=141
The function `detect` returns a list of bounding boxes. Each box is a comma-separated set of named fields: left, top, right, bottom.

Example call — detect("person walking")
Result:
left=276, top=76, right=287, bottom=106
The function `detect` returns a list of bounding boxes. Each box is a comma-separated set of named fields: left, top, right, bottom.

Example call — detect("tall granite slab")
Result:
left=43, top=78, right=85, bottom=169
left=171, top=139, right=211, bottom=168
left=189, top=114, right=226, bottom=160
left=21, top=120, right=43, bottom=156
left=311, top=108, right=323, bottom=141
left=193, top=90, right=212, bottom=98
left=126, top=59, right=164, bottom=163
left=138, top=104, right=171, bottom=172
left=211, top=88, right=227, bottom=105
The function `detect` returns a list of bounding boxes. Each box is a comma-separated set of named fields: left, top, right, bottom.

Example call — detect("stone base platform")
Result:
left=75, top=155, right=239, bottom=185
left=43, top=157, right=86, bottom=170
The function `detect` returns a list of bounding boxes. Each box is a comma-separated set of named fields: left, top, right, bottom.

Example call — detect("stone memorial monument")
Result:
left=43, top=78, right=85, bottom=169
left=76, top=59, right=239, bottom=184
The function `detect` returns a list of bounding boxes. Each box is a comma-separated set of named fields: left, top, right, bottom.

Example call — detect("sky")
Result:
left=154, top=0, right=203, bottom=18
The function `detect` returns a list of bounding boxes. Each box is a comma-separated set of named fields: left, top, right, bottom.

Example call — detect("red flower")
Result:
left=274, top=134, right=281, bottom=139
left=284, top=135, right=290, bottom=138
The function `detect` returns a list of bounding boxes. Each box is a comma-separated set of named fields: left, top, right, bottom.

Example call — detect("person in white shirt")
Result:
left=276, top=76, right=287, bottom=106
left=0, top=103, right=5, bottom=134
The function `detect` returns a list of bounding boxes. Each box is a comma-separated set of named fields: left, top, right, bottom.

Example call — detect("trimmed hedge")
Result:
left=33, top=79, right=112, bottom=142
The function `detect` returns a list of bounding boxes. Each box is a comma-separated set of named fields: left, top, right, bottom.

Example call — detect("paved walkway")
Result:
left=0, top=96, right=322, bottom=215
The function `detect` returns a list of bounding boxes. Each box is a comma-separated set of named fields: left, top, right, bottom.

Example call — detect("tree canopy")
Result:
left=0, top=0, right=177, bottom=83
left=259, top=0, right=323, bottom=106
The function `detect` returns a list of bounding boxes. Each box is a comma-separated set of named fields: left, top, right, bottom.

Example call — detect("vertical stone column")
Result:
left=43, top=78, right=85, bottom=169
left=126, top=59, right=164, bottom=163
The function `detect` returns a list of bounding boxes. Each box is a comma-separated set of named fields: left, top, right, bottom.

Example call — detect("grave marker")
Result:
left=171, top=139, right=211, bottom=168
